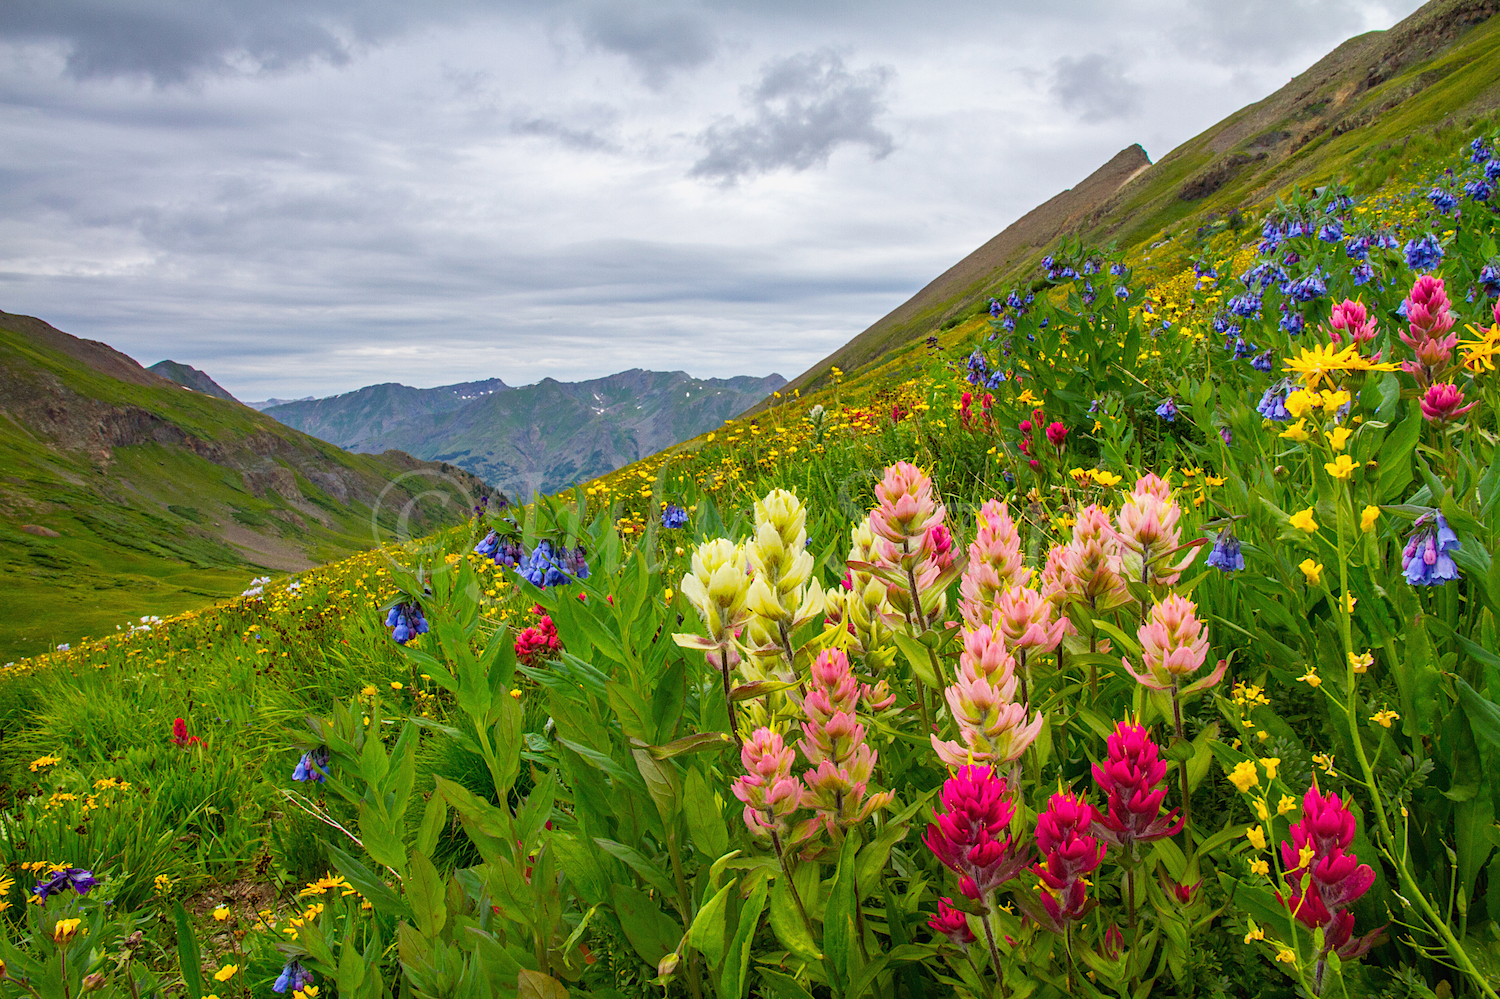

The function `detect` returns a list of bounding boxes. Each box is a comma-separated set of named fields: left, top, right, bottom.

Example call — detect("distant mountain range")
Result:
left=266, top=369, right=785, bottom=500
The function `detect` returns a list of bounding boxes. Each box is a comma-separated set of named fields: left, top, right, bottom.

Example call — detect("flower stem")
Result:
left=719, top=647, right=743, bottom=756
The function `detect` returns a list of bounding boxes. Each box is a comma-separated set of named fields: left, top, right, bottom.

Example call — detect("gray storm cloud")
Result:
left=691, top=50, right=896, bottom=184
left=0, top=0, right=1430, bottom=398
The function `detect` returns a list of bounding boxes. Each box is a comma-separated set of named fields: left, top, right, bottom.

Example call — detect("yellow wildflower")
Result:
left=1249, top=858, right=1270, bottom=877
left=1324, top=455, right=1361, bottom=480
left=1299, top=559, right=1323, bottom=585
left=1460, top=323, right=1500, bottom=374
left=1298, top=667, right=1322, bottom=688
left=1312, top=752, right=1336, bottom=776
left=1254, top=798, right=1270, bottom=821
left=1278, top=794, right=1298, bottom=816
left=1320, top=389, right=1352, bottom=412
left=1284, top=341, right=1396, bottom=390
left=1361, top=505, right=1380, bottom=533
left=29, top=756, right=59, bottom=772
left=214, top=965, right=239, bottom=982
left=1228, top=760, right=1260, bottom=793
left=1279, top=419, right=1311, bottom=442
left=1370, top=710, right=1400, bottom=729
left=1349, top=651, right=1373, bottom=673
left=1246, top=826, right=1267, bottom=851
left=1244, top=922, right=1266, bottom=944
left=361, top=685, right=378, bottom=696
left=53, top=918, right=83, bottom=944
left=212, top=907, right=231, bottom=922
left=1276, top=948, right=1298, bottom=965
left=1289, top=508, right=1318, bottom=533
left=1284, top=390, right=1320, bottom=419
left=390, top=681, right=403, bottom=691
left=1261, top=757, right=1281, bottom=779
left=1325, top=426, right=1353, bottom=451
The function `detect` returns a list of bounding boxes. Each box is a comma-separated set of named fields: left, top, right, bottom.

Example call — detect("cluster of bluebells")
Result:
left=474, top=530, right=524, bottom=568
left=385, top=602, right=429, bottom=644
left=662, top=503, right=690, bottom=529
left=274, top=961, right=314, bottom=994
left=520, top=540, right=590, bottom=588
left=1402, top=511, right=1461, bottom=586
left=1206, top=527, right=1245, bottom=572
left=292, top=746, right=329, bottom=784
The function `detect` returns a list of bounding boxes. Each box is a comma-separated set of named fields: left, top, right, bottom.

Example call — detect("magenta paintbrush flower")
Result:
left=1327, top=298, right=1377, bottom=345
left=1124, top=594, right=1224, bottom=694
left=1032, top=789, right=1106, bottom=927
left=1092, top=720, right=1183, bottom=854
left=1420, top=382, right=1477, bottom=423
left=1278, top=784, right=1385, bottom=977
left=928, top=897, right=976, bottom=947
left=924, top=765, right=1030, bottom=903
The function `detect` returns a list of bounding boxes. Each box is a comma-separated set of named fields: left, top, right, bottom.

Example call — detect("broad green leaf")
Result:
left=650, top=732, right=736, bottom=759
left=328, top=844, right=413, bottom=922
left=723, top=877, right=769, bottom=999
left=407, top=850, right=447, bottom=938
left=608, top=682, right=653, bottom=741
left=768, top=877, right=822, bottom=964
left=822, top=831, right=861, bottom=992
left=757, top=968, right=816, bottom=999
left=609, top=883, right=684, bottom=967
left=172, top=901, right=202, bottom=999
left=594, top=837, right=675, bottom=897
left=517, top=969, right=570, bottom=999
left=688, top=878, right=736, bottom=967
left=683, top=768, right=729, bottom=860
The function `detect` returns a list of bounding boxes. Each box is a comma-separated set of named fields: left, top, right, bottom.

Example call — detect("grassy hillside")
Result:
left=775, top=0, right=1500, bottom=404
left=0, top=314, right=489, bottom=661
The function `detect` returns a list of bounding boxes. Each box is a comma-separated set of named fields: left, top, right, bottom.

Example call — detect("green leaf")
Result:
left=594, top=837, right=674, bottom=897
left=558, top=738, right=648, bottom=794
left=892, top=631, right=939, bottom=688
left=683, top=768, right=729, bottom=860
left=768, top=877, right=822, bottom=964
left=328, top=844, right=413, bottom=922
left=517, top=969, right=570, bottom=999
left=608, top=682, right=653, bottom=741
left=172, top=900, right=202, bottom=999
left=649, top=732, right=735, bottom=759
left=356, top=799, right=408, bottom=878
left=1377, top=405, right=1422, bottom=501
left=632, top=748, right=680, bottom=826
left=757, top=968, right=816, bottom=999
left=415, top=794, right=447, bottom=858
left=723, top=877, right=769, bottom=999
left=688, top=878, right=736, bottom=968
left=609, top=883, right=684, bottom=967
left=822, top=832, right=861, bottom=992
left=407, top=850, right=447, bottom=938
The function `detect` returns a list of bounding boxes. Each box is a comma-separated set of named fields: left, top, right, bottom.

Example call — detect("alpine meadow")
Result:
left=10, top=1, right=1500, bottom=998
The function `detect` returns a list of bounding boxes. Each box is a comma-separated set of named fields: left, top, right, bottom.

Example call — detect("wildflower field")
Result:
left=8, top=117, right=1500, bottom=999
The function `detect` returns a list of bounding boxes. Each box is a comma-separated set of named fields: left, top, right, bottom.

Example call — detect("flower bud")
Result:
left=82, top=974, right=107, bottom=992
left=1273, top=465, right=1289, bottom=481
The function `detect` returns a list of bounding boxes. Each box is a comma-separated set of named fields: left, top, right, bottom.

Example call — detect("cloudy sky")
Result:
left=1, top=0, right=1425, bottom=400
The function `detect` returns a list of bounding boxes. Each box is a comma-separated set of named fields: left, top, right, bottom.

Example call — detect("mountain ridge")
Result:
left=267, top=368, right=786, bottom=500
left=148, top=359, right=240, bottom=403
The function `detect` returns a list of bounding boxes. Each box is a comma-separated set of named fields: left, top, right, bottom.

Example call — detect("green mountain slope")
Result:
left=269, top=369, right=786, bottom=500
left=147, top=359, right=240, bottom=402
left=0, top=312, right=488, bottom=660
left=778, top=0, right=1500, bottom=400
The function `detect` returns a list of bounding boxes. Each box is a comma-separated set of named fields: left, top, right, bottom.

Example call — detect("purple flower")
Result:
left=385, top=602, right=429, bottom=644
left=1280, top=308, right=1306, bottom=336
left=1487, top=159, right=1500, bottom=183
left=274, top=961, right=313, bottom=994
left=1429, top=188, right=1459, bottom=214
left=1405, top=234, right=1445, bottom=270
left=1205, top=528, right=1244, bottom=572
left=1472, top=137, right=1491, bottom=164
left=1252, top=348, right=1275, bottom=372
left=1345, top=234, right=1371, bottom=260
left=1352, top=261, right=1375, bottom=286
left=33, top=867, right=97, bottom=900
left=293, top=746, right=329, bottom=784
left=1155, top=398, right=1178, bottom=422
left=1402, top=511, right=1461, bottom=586
left=1257, top=380, right=1294, bottom=421
left=473, top=530, right=499, bottom=557
left=1465, top=180, right=1493, bottom=203
left=1317, top=221, right=1343, bottom=243
left=1219, top=427, right=1233, bottom=445
left=1109, top=262, right=1126, bottom=277
left=1227, top=292, right=1262, bottom=318
left=1233, top=336, right=1259, bottom=359
left=1479, top=262, right=1500, bottom=297
left=1287, top=268, right=1327, bottom=303
left=1114, top=284, right=1130, bottom=299
left=662, top=504, right=689, bottom=529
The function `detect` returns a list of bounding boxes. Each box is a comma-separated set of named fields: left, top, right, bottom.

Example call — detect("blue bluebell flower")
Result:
left=1006, top=289, right=1023, bottom=309
left=1114, top=285, right=1129, bottom=300
left=1405, top=233, right=1444, bottom=270
left=1402, top=512, right=1461, bottom=587
left=1109, top=262, right=1126, bottom=277
left=1317, top=221, right=1343, bottom=243
left=662, top=504, right=689, bottom=529
left=1193, top=260, right=1216, bottom=279
left=1212, top=313, right=1239, bottom=336
left=1083, top=259, right=1098, bottom=275
left=1205, top=529, right=1245, bottom=572
left=1082, top=283, right=1096, bottom=306
left=1344, top=234, right=1371, bottom=260
left=566, top=544, right=591, bottom=581
left=385, top=603, right=429, bottom=644
left=1060, top=266, right=1077, bottom=279
left=1256, top=381, right=1294, bottom=421
left=292, top=747, right=329, bottom=784
left=1219, top=427, right=1233, bottom=445
left=1251, top=349, right=1275, bottom=373
left=1155, top=398, right=1178, bottom=422
left=494, top=539, right=524, bottom=569
left=1487, top=158, right=1500, bottom=182
left=1429, top=187, right=1459, bottom=214
left=1023, top=292, right=1035, bottom=306
left=1374, top=232, right=1401, bottom=251
left=474, top=530, right=499, bottom=557
left=1280, top=308, right=1305, bottom=336
left=1472, top=137, right=1491, bottom=164
left=966, top=350, right=989, bottom=385
left=1286, top=268, right=1327, bottom=302
left=1465, top=180, right=1493, bottom=202
left=1479, top=262, right=1500, bottom=297
left=1038, top=318, right=1049, bottom=329
left=1001, top=315, right=1016, bottom=331
left=1232, top=336, right=1259, bottom=359
left=985, top=370, right=1007, bottom=389
left=274, top=961, right=313, bottom=994
left=1227, top=292, right=1263, bottom=318
left=1351, top=261, right=1375, bottom=286
left=1041, top=255, right=1055, bottom=270
left=989, top=298, right=1002, bottom=317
